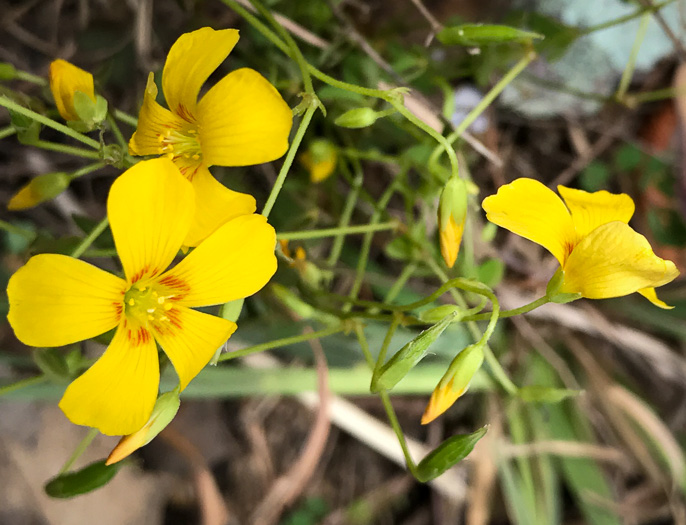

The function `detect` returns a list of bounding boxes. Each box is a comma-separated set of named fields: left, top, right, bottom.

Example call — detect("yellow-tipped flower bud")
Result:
left=421, top=343, right=484, bottom=424
left=8, top=172, right=71, bottom=210
left=438, top=177, right=468, bottom=268
left=49, top=59, right=97, bottom=122
left=300, top=139, right=338, bottom=183
left=106, top=389, right=180, bottom=465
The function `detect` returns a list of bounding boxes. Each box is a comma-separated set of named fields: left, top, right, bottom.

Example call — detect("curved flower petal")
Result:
left=183, top=167, right=257, bottom=247
left=7, top=254, right=125, bottom=347
left=108, top=158, right=194, bottom=282
left=560, top=222, right=679, bottom=299
left=59, top=325, right=159, bottom=436
left=129, top=73, right=189, bottom=157
left=558, top=185, right=635, bottom=238
left=638, top=287, right=674, bottom=309
left=162, top=27, right=239, bottom=118
left=197, top=68, right=292, bottom=167
left=153, top=305, right=236, bottom=390
left=482, top=178, right=577, bottom=266
left=161, top=214, right=277, bottom=307
left=49, top=59, right=95, bottom=121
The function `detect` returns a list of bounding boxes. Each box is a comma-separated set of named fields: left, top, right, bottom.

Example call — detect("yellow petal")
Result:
left=421, top=378, right=465, bottom=425
left=160, top=214, right=277, bottom=308
left=162, top=27, right=239, bottom=117
left=482, top=178, right=577, bottom=265
left=129, top=73, right=189, bottom=157
left=558, top=185, right=635, bottom=238
left=152, top=306, right=236, bottom=390
left=49, top=59, right=95, bottom=121
left=638, top=287, right=674, bottom=309
left=183, top=167, right=256, bottom=247
left=439, top=215, right=464, bottom=268
left=560, top=222, right=679, bottom=299
left=197, top=68, right=292, bottom=167
left=59, top=324, right=159, bottom=436
left=108, top=158, right=194, bottom=282
left=7, top=254, right=125, bottom=347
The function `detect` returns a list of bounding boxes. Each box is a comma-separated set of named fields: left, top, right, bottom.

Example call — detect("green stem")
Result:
left=374, top=313, right=403, bottom=372
left=71, top=217, right=109, bottom=259
left=383, top=262, right=418, bottom=305
left=217, top=324, right=344, bottom=362
left=32, top=139, right=102, bottom=159
left=69, top=162, right=107, bottom=181
left=627, top=84, right=686, bottom=104
left=616, top=13, right=651, bottom=101
left=354, top=325, right=419, bottom=476
left=0, top=220, right=36, bottom=239
left=106, top=114, right=128, bottom=149
left=112, top=109, right=138, bottom=127
left=262, top=104, right=316, bottom=219
left=277, top=221, right=399, bottom=241
left=327, top=161, right=363, bottom=266
left=429, top=51, right=535, bottom=173
left=339, top=148, right=399, bottom=164
left=0, top=374, right=46, bottom=397
left=580, top=0, right=678, bottom=35
left=0, top=96, right=100, bottom=149
left=427, top=258, right=518, bottom=396
left=0, top=126, right=17, bottom=139
left=346, top=171, right=405, bottom=310
left=463, top=296, right=549, bottom=322
left=59, top=428, right=99, bottom=474
left=390, top=100, right=459, bottom=179
left=379, top=390, right=419, bottom=476
left=220, top=0, right=393, bottom=101
left=249, top=0, right=314, bottom=94
left=15, top=69, right=47, bottom=86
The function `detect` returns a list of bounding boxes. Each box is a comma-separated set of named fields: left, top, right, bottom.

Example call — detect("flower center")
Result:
left=123, top=281, right=176, bottom=328
left=158, top=127, right=202, bottom=164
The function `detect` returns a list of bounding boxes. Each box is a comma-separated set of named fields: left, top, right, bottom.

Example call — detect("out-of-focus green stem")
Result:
left=616, top=13, right=651, bottom=101
left=277, top=221, right=398, bottom=241
left=71, top=217, right=109, bottom=259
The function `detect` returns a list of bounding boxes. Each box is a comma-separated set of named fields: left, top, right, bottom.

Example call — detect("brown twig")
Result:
left=250, top=327, right=332, bottom=525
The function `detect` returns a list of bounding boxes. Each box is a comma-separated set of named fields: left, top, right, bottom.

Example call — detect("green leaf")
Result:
left=580, top=160, right=611, bottom=192
left=518, top=385, right=581, bottom=403
left=371, top=311, right=459, bottom=392
left=33, top=348, right=71, bottom=383
left=416, top=426, right=488, bottom=481
left=44, top=460, right=123, bottom=498
left=477, top=258, right=505, bottom=287
left=437, top=24, right=543, bottom=47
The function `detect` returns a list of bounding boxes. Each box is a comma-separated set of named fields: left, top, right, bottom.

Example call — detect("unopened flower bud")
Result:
left=300, top=139, right=337, bottom=183
left=49, top=59, right=97, bottom=122
left=438, top=177, right=468, bottom=268
left=335, top=107, right=383, bottom=128
left=8, top=172, right=71, bottom=210
left=106, top=389, right=180, bottom=465
left=421, top=343, right=484, bottom=424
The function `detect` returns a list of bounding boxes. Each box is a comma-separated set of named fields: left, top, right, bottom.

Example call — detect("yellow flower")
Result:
left=129, top=27, right=293, bottom=247
left=7, top=158, right=277, bottom=436
left=49, top=59, right=96, bottom=122
left=300, top=140, right=337, bottom=183
left=482, top=178, right=679, bottom=308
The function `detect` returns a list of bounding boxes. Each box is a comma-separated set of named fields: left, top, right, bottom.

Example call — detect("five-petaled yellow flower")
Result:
left=482, top=178, right=679, bottom=308
left=129, top=27, right=293, bottom=247
left=7, top=158, right=277, bottom=436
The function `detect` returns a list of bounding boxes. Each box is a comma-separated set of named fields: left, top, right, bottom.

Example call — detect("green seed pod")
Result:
left=45, top=460, right=123, bottom=498
left=415, top=426, right=488, bottom=482
left=371, top=311, right=458, bottom=393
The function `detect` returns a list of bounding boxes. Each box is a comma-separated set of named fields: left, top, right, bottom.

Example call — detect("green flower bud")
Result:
left=438, top=177, right=468, bottom=268
left=8, top=172, right=71, bottom=210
